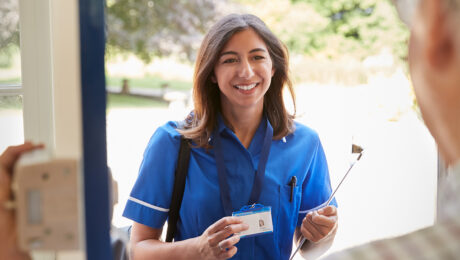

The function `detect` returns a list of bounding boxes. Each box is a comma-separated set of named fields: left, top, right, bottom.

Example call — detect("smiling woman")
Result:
left=123, top=14, right=338, bottom=260
left=180, top=14, right=295, bottom=148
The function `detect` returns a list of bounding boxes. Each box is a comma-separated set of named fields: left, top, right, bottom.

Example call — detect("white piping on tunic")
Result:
left=128, top=196, right=170, bottom=212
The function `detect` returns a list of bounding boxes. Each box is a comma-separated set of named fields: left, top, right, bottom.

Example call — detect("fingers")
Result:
left=300, top=224, right=315, bottom=242
left=301, top=213, right=325, bottom=242
left=218, top=234, right=240, bottom=249
left=302, top=216, right=323, bottom=242
left=208, top=222, right=248, bottom=247
left=202, top=216, right=248, bottom=259
left=218, top=245, right=238, bottom=259
left=301, top=210, right=338, bottom=243
left=206, top=216, right=244, bottom=235
left=317, top=205, right=337, bottom=216
left=215, top=235, right=240, bottom=259
left=0, top=142, right=44, bottom=172
left=311, top=213, right=337, bottom=228
left=309, top=206, right=338, bottom=228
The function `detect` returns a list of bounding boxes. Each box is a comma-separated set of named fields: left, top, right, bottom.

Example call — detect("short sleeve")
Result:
left=297, top=139, right=337, bottom=226
left=122, top=122, right=181, bottom=228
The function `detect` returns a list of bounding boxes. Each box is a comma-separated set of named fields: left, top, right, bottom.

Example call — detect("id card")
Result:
left=232, top=204, right=273, bottom=238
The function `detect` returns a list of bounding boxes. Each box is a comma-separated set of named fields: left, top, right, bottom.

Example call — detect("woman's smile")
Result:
left=234, top=82, right=258, bottom=91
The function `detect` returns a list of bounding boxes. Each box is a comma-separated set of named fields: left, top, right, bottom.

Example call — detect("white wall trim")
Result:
left=18, top=0, right=85, bottom=258
left=18, top=0, right=55, bottom=155
left=0, top=85, right=22, bottom=96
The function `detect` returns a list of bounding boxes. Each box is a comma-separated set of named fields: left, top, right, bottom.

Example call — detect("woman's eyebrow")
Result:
left=219, top=48, right=267, bottom=57
left=249, top=48, right=267, bottom=53
left=219, top=51, right=238, bottom=57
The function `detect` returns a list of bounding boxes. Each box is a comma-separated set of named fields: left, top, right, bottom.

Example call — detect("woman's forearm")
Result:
left=0, top=210, right=31, bottom=260
left=132, top=237, right=199, bottom=260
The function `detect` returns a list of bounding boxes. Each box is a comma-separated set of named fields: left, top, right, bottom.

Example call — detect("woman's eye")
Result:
left=223, top=58, right=238, bottom=64
left=254, top=55, right=265, bottom=60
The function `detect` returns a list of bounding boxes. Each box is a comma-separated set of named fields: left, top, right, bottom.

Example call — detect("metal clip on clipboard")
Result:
left=289, top=145, right=364, bottom=260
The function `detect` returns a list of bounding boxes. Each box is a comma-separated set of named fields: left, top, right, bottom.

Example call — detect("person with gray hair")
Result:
left=325, top=0, right=460, bottom=258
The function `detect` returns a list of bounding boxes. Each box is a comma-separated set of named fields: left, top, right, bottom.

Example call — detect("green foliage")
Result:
left=106, top=0, right=225, bottom=63
left=0, top=45, right=19, bottom=68
left=0, top=0, right=19, bottom=50
left=286, top=0, right=409, bottom=61
left=0, top=0, right=20, bottom=67
left=0, top=96, right=22, bottom=110
left=0, top=50, right=13, bottom=68
left=0, top=0, right=409, bottom=73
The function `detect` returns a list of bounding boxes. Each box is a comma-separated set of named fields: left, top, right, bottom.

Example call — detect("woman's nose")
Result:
left=237, top=59, right=255, bottom=78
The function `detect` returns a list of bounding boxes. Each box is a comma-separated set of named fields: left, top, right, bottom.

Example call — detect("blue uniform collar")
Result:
left=216, top=113, right=272, bottom=137
left=216, top=114, right=228, bottom=134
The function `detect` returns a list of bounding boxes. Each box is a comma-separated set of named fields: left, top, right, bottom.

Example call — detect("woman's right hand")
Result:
left=193, top=216, right=249, bottom=259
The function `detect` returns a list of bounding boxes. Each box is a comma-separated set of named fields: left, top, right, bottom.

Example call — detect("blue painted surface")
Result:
left=79, top=0, right=113, bottom=259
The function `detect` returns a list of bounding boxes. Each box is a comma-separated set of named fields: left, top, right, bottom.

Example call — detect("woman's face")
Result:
left=213, top=28, right=275, bottom=113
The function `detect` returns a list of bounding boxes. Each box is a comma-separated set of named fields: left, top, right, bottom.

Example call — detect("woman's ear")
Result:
left=211, top=74, right=217, bottom=83
left=271, top=68, right=275, bottom=77
left=424, top=0, right=454, bottom=69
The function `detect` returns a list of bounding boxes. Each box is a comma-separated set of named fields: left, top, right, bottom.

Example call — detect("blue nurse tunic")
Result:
left=123, top=117, right=336, bottom=260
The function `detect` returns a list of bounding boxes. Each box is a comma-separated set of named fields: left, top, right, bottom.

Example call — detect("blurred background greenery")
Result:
left=103, top=0, right=409, bottom=88
left=1, top=0, right=410, bottom=101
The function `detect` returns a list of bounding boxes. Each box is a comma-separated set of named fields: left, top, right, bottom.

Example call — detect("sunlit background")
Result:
left=1, top=0, right=436, bottom=258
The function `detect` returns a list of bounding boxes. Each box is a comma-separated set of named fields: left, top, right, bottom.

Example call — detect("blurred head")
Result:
left=181, top=14, right=295, bottom=147
left=394, top=0, right=460, bottom=164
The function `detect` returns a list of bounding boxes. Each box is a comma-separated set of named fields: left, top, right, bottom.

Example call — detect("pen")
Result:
left=289, top=176, right=297, bottom=202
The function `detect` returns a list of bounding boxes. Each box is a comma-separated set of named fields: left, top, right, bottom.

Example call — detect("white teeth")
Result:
left=235, top=83, right=257, bottom=91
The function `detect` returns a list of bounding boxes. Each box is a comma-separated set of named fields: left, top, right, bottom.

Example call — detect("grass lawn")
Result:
left=106, top=75, right=192, bottom=91
left=0, top=96, right=22, bottom=110
left=0, top=77, right=21, bottom=85
left=107, top=93, right=168, bottom=109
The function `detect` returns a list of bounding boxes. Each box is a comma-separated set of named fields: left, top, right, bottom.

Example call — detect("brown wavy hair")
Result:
left=178, top=13, right=296, bottom=148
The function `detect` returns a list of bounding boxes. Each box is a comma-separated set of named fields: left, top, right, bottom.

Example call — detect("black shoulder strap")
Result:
left=166, top=136, right=191, bottom=242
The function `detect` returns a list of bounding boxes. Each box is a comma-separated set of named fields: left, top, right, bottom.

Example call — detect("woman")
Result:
left=123, top=14, right=338, bottom=260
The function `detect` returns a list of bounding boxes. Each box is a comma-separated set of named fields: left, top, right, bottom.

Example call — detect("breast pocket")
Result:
left=256, top=176, right=302, bottom=259
left=277, top=182, right=301, bottom=258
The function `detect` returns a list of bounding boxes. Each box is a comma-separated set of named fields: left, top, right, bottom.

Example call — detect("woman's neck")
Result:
left=221, top=105, right=263, bottom=149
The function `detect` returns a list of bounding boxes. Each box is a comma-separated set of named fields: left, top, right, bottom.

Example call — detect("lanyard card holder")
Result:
left=232, top=204, right=273, bottom=238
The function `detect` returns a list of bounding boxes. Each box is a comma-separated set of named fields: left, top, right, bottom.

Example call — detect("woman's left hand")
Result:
left=300, top=205, right=338, bottom=243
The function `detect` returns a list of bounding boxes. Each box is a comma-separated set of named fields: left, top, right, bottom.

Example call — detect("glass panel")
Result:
left=105, top=1, right=437, bottom=257
left=0, top=95, right=24, bottom=151
left=0, top=0, right=21, bottom=85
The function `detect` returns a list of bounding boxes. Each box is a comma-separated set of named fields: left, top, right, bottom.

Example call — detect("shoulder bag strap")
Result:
left=166, top=136, right=191, bottom=242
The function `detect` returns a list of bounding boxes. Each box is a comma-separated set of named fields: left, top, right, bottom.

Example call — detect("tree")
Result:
left=0, top=0, right=19, bottom=49
left=106, top=0, right=226, bottom=63
left=289, top=0, right=409, bottom=61
left=0, top=0, right=19, bottom=67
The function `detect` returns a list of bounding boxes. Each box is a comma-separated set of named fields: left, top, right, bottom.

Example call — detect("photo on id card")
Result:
left=232, top=205, right=273, bottom=238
